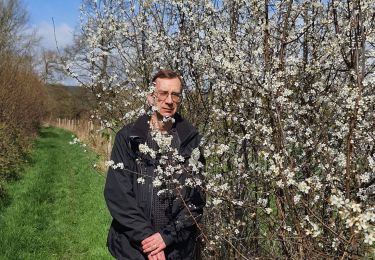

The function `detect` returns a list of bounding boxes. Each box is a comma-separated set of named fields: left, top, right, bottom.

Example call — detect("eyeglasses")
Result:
left=154, top=90, right=182, bottom=103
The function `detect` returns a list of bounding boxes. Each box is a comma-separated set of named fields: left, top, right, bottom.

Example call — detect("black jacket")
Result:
left=104, top=114, right=205, bottom=260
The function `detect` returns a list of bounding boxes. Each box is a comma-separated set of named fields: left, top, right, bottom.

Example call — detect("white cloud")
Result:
left=34, top=21, right=75, bottom=50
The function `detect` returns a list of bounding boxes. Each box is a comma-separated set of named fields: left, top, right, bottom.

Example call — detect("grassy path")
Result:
left=0, top=127, right=112, bottom=260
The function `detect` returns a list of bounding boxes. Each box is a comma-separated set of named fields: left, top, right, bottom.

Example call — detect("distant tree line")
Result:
left=46, top=84, right=96, bottom=120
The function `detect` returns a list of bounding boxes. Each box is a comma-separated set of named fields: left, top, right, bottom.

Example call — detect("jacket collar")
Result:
left=129, top=113, right=197, bottom=146
left=128, top=114, right=150, bottom=142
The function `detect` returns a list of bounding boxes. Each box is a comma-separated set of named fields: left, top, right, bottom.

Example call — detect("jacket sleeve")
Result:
left=160, top=145, right=206, bottom=246
left=104, top=130, right=154, bottom=244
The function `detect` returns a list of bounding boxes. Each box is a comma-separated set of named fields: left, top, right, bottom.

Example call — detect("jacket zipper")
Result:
left=149, top=166, right=154, bottom=221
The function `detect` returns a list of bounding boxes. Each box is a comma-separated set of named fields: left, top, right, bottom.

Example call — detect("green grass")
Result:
left=0, top=127, right=112, bottom=260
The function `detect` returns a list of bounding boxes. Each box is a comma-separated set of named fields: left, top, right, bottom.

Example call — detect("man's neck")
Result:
left=150, top=113, right=173, bottom=133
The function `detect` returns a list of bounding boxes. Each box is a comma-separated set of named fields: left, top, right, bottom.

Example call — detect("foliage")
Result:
left=69, top=0, right=375, bottom=258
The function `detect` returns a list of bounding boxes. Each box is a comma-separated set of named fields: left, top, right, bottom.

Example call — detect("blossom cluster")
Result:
left=69, top=135, right=87, bottom=152
left=105, top=160, right=124, bottom=170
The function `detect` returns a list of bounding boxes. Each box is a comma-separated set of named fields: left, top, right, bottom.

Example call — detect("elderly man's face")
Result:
left=152, top=77, right=182, bottom=117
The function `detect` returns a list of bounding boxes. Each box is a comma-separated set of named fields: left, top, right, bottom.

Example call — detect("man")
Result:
left=104, top=69, right=205, bottom=260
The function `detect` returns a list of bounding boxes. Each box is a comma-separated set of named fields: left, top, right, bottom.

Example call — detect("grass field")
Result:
left=0, top=127, right=112, bottom=260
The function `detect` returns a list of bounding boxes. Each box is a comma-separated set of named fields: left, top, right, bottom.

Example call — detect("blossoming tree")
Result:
left=68, top=0, right=375, bottom=258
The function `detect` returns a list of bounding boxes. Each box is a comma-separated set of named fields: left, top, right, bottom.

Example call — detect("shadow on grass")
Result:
left=34, top=142, right=57, bottom=151
left=0, top=167, right=24, bottom=212
left=38, top=128, right=60, bottom=139
left=0, top=188, right=12, bottom=212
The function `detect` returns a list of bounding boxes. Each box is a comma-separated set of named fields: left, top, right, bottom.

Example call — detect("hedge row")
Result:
left=0, top=54, right=47, bottom=200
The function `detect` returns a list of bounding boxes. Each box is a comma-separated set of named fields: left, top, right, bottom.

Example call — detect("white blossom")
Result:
left=212, top=198, right=222, bottom=206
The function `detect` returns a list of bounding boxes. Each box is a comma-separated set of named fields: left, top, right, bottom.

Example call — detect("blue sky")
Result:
left=24, top=0, right=81, bottom=50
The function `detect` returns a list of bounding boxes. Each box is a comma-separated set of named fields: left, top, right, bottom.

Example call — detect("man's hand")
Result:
left=147, top=250, right=166, bottom=260
left=142, top=232, right=166, bottom=256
